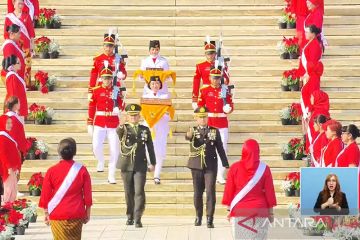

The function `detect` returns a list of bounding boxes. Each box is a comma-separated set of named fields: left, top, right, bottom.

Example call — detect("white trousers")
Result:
left=142, top=114, right=170, bottom=179
left=92, top=126, right=120, bottom=181
left=152, top=114, right=170, bottom=179
left=217, top=128, right=229, bottom=181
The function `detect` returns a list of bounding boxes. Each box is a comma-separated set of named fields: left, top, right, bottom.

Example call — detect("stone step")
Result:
left=2, top=88, right=360, bottom=101
left=1, top=5, right=358, bottom=17
left=26, top=56, right=360, bottom=68
left=33, top=0, right=360, bottom=6
left=21, top=142, right=300, bottom=156
left=17, top=45, right=360, bottom=57
left=27, top=65, right=360, bottom=77
left=18, top=179, right=298, bottom=194
left=22, top=191, right=296, bottom=205
left=18, top=170, right=298, bottom=182
left=16, top=98, right=360, bottom=110
left=2, top=25, right=360, bottom=37
left=21, top=157, right=305, bottom=168
left=3, top=15, right=360, bottom=27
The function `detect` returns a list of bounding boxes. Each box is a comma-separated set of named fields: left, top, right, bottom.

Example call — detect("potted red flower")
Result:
left=25, top=137, right=37, bottom=160
left=29, top=103, right=47, bottom=124
left=281, top=172, right=300, bottom=197
left=290, top=103, right=302, bottom=125
left=35, top=36, right=51, bottom=59
left=27, top=172, right=44, bottom=196
left=286, top=36, right=300, bottom=59
left=34, top=70, right=49, bottom=94
left=281, top=69, right=292, bottom=91
left=1, top=204, right=25, bottom=235
left=38, top=8, right=56, bottom=28
left=288, top=137, right=306, bottom=160
left=287, top=69, right=301, bottom=91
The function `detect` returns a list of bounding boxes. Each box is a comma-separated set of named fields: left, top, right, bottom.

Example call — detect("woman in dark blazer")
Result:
left=314, top=173, right=349, bottom=215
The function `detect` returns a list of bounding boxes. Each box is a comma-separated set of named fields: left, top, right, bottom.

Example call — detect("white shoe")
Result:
left=217, top=179, right=226, bottom=185
left=108, top=177, right=116, bottom=184
left=17, top=192, right=24, bottom=197
left=97, top=163, right=104, bottom=172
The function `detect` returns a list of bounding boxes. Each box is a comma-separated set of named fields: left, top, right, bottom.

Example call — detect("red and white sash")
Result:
left=5, top=13, right=30, bottom=41
left=24, top=0, right=35, bottom=21
left=48, top=162, right=83, bottom=214
left=309, top=133, right=322, bottom=167
left=0, top=131, right=18, bottom=148
left=6, top=71, right=26, bottom=91
left=230, top=162, right=266, bottom=211
left=1, top=39, right=25, bottom=59
left=334, top=145, right=348, bottom=167
left=5, top=111, right=24, bottom=126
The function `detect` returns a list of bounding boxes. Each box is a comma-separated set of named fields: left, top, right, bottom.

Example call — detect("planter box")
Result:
left=280, top=52, right=290, bottom=59
left=39, top=52, right=50, bottom=59
left=281, top=85, right=290, bottom=91
left=289, top=52, right=299, bottom=59
left=30, top=188, right=41, bottom=196
left=284, top=189, right=295, bottom=197
left=40, top=152, right=48, bottom=160
left=282, top=153, right=294, bottom=160
left=29, top=214, right=38, bottom=223
left=281, top=118, right=291, bottom=125
left=287, top=22, right=296, bottom=29
left=289, top=84, right=300, bottom=91
left=279, top=22, right=287, bottom=29
left=44, top=117, right=53, bottom=125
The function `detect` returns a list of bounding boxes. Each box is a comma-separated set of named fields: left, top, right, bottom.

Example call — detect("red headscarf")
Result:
left=308, top=0, right=324, bottom=12
left=311, top=90, right=330, bottom=118
left=239, top=139, right=260, bottom=182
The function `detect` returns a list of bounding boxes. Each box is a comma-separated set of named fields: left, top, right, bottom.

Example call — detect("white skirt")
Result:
left=232, top=217, right=269, bottom=240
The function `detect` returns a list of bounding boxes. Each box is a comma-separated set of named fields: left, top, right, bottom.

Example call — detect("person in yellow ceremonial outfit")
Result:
left=140, top=76, right=175, bottom=185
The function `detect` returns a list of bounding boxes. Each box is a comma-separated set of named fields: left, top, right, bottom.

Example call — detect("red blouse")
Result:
left=312, top=132, right=328, bottom=163
left=4, top=12, right=35, bottom=50
left=7, top=113, right=27, bottom=154
left=336, top=142, right=360, bottom=167
left=5, top=73, right=28, bottom=117
left=222, top=162, right=277, bottom=217
left=321, top=138, right=344, bottom=167
left=39, top=160, right=93, bottom=220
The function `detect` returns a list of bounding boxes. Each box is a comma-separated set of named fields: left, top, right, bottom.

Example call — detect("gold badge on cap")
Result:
left=200, top=107, right=205, bottom=113
left=131, top=105, right=135, bottom=111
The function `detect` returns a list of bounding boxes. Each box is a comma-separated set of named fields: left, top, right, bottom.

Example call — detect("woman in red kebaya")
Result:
left=4, top=96, right=27, bottom=157
left=335, top=124, right=360, bottom=167
left=1, top=24, right=25, bottom=82
left=321, top=120, right=344, bottom=167
left=222, top=139, right=276, bottom=240
left=4, top=0, right=35, bottom=87
left=299, top=25, right=323, bottom=128
left=3, top=55, right=28, bottom=118
left=39, top=138, right=92, bottom=240
left=309, top=115, right=329, bottom=167
left=304, top=89, right=329, bottom=150
left=8, top=0, right=39, bottom=21
left=0, top=115, right=22, bottom=203
left=291, top=0, right=309, bottom=48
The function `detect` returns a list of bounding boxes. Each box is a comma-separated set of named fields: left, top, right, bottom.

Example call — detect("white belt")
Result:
left=208, top=113, right=227, bottom=118
left=95, top=111, right=118, bottom=116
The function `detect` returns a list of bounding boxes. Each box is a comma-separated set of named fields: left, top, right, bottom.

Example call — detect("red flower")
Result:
left=40, top=85, right=49, bottom=94
left=35, top=36, right=51, bottom=45
left=7, top=209, right=23, bottom=225
left=27, top=172, right=44, bottom=190
left=290, top=103, right=302, bottom=120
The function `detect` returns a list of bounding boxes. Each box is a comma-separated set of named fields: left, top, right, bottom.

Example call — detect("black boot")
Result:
left=126, top=218, right=134, bottom=225
left=194, top=216, right=202, bottom=226
left=207, top=216, right=214, bottom=228
left=135, top=220, right=143, bottom=228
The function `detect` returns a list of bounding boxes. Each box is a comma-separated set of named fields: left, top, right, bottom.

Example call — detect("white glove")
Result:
left=87, top=125, right=94, bottom=137
left=87, top=93, right=92, bottom=102
left=192, top=102, right=198, bottom=110
left=113, top=107, right=120, bottom=115
left=223, top=104, right=232, bottom=114
left=117, top=72, right=125, bottom=80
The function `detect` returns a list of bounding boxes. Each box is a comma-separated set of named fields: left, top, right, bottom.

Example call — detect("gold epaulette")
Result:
left=93, top=53, right=103, bottom=60
left=196, top=60, right=207, bottom=65
left=91, top=85, right=101, bottom=91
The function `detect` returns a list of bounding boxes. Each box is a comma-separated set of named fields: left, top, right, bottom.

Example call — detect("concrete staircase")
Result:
left=1, top=0, right=360, bottom=216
